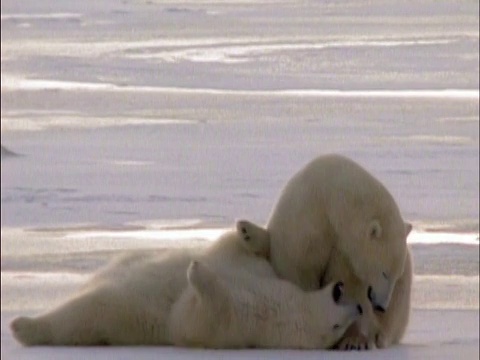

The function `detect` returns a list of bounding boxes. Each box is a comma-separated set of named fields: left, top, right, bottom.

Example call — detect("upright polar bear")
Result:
left=265, top=154, right=413, bottom=350
left=10, top=221, right=361, bottom=349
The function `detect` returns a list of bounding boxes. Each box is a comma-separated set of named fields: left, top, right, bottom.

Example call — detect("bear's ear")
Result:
left=187, top=261, right=217, bottom=297
left=368, top=220, right=382, bottom=240
left=187, top=261, right=231, bottom=311
left=404, top=222, right=412, bottom=237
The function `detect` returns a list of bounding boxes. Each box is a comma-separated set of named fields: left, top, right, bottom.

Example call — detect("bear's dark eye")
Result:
left=382, top=271, right=388, bottom=280
left=332, top=282, right=344, bottom=303
left=333, top=324, right=340, bottom=330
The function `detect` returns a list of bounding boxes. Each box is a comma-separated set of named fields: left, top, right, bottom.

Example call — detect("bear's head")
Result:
left=315, top=281, right=363, bottom=348
left=338, top=217, right=412, bottom=312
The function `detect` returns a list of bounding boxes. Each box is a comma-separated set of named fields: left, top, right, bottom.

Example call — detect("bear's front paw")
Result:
left=335, top=325, right=375, bottom=351
left=336, top=334, right=375, bottom=351
left=375, top=331, right=389, bottom=349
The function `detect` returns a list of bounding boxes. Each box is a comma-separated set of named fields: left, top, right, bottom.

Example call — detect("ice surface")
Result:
left=2, top=310, right=479, bottom=360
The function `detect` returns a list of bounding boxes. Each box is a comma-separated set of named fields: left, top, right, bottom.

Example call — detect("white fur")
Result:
left=10, top=248, right=196, bottom=345
left=265, top=154, right=413, bottom=349
left=169, top=260, right=360, bottom=349
left=10, top=221, right=358, bottom=348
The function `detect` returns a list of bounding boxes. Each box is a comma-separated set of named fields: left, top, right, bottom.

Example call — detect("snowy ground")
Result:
left=2, top=311, right=478, bottom=360
left=1, top=0, right=479, bottom=358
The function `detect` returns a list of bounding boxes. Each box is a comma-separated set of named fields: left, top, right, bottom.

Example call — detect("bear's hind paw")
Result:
left=235, top=220, right=270, bottom=258
left=10, top=317, right=51, bottom=346
left=236, top=220, right=252, bottom=242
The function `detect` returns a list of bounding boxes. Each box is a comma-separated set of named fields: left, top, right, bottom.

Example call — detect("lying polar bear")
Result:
left=11, top=221, right=361, bottom=348
left=171, top=259, right=362, bottom=349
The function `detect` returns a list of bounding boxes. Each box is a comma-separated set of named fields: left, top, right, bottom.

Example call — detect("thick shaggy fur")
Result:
left=10, top=221, right=359, bottom=348
left=265, top=154, right=413, bottom=349
left=170, top=260, right=361, bottom=349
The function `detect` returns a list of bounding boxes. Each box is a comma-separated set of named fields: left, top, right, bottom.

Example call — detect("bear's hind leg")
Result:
left=11, top=289, right=114, bottom=346
left=10, top=316, right=53, bottom=346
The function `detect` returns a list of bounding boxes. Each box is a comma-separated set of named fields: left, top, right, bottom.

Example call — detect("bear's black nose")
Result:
left=333, top=282, right=344, bottom=303
left=357, top=304, right=363, bottom=315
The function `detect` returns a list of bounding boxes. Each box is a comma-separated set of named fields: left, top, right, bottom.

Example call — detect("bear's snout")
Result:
left=332, top=282, right=344, bottom=303
left=368, top=285, right=387, bottom=313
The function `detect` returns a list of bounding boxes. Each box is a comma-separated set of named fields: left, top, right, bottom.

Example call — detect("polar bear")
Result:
left=10, top=220, right=360, bottom=348
left=11, top=221, right=362, bottom=348
left=11, top=220, right=332, bottom=347
left=170, top=260, right=362, bottom=349
left=264, top=154, right=413, bottom=350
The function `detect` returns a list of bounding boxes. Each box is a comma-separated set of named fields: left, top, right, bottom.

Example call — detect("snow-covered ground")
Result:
left=1, top=0, right=478, bottom=358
